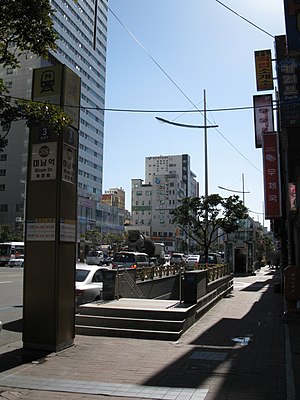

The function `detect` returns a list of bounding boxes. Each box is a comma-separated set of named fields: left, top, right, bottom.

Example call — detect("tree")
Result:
left=0, top=224, right=14, bottom=242
left=84, top=229, right=102, bottom=250
left=171, top=194, right=248, bottom=264
left=0, top=0, right=71, bottom=151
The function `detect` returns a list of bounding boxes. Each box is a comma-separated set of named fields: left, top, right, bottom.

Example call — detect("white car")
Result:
left=85, top=250, right=105, bottom=265
left=8, top=257, right=24, bottom=268
left=75, top=264, right=109, bottom=312
left=185, top=255, right=200, bottom=270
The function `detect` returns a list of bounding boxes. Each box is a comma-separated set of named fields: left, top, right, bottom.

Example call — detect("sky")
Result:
left=103, top=0, right=286, bottom=228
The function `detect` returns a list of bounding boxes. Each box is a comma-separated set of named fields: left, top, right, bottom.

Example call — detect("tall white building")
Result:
left=0, top=0, right=109, bottom=237
left=131, top=154, right=199, bottom=252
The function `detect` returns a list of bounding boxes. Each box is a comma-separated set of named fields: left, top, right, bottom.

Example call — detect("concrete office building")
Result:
left=0, top=0, right=108, bottom=238
left=131, top=154, right=199, bottom=253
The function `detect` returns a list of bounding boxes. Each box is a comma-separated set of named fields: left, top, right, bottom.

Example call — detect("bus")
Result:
left=0, top=242, right=24, bottom=266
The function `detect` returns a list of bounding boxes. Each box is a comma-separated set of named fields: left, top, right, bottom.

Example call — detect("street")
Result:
left=0, top=267, right=23, bottom=347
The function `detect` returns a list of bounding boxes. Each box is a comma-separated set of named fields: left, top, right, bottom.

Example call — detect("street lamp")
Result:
left=156, top=90, right=218, bottom=198
left=218, top=173, right=249, bottom=205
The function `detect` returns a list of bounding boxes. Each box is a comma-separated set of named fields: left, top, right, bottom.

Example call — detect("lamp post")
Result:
left=218, top=174, right=251, bottom=272
left=218, top=173, right=250, bottom=205
left=156, top=90, right=218, bottom=198
left=156, top=90, right=218, bottom=262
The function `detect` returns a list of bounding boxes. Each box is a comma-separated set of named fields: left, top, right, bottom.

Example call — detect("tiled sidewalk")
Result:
left=0, top=267, right=297, bottom=400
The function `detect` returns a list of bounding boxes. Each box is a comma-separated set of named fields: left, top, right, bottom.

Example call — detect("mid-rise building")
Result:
left=131, top=154, right=199, bottom=253
left=0, top=0, right=109, bottom=239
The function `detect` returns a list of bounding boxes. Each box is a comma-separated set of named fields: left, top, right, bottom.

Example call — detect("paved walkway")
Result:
left=0, top=266, right=299, bottom=400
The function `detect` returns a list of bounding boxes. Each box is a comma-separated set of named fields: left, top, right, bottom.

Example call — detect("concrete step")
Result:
left=75, top=314, right=184, bottom=332
left=75, top=324, right=182, bottom=341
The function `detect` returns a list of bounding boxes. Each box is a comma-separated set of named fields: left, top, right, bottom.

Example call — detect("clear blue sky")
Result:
left=103, top=0, right=285, bottom=227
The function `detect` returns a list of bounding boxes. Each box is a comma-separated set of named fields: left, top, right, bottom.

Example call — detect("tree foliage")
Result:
left=0, top=0, right=71, bottom=151
left=171, top=194, right=248, bottom=261
left=84, top=229, right=102, bottom=250
left=0, top=0, right=57, bottom=69
left=0, top=224, right=23, bottom=242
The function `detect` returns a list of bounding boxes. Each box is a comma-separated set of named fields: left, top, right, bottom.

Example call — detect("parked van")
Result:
left=112, top=251, right=151, bottom=269
left=199, top=253, right=223, bottom=265
left=86, top=250, right=105, bottom=265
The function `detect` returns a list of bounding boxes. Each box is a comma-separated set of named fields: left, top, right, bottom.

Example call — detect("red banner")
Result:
left=262, top=132, right=282, bottom=219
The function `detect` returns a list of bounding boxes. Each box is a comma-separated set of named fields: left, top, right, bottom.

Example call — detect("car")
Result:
left=185, top=255, right=200, bottom=269
left=199, top=253, right=223, bottom=265
left=112, top=251, right=151, bottom=269
left=85, top=250, right=105, bottom=265
left=8, top=257, right=24, bottom=268
left=170, top=253, right=186, bottom=265
left=164, top=254, right=171, bottom=263
left=75, top=264, right=109, bottom=311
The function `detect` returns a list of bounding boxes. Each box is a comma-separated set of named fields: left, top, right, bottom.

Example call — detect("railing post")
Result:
left=179, top=266, right=182, bottom=303
left=116, top=266, right=120, bottom=300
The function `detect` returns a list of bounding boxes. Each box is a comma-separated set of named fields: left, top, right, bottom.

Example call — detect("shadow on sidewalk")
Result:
left=143, top=271, right=288, bottom=399
left=2, top=318, right=23, bottom=333
left=0, top=347, right=50, bottom=373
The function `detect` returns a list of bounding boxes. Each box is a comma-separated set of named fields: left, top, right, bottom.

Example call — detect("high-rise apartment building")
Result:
left=0, top=0, right=108, bottom=237
left=131, top=154, right=199, bottom=252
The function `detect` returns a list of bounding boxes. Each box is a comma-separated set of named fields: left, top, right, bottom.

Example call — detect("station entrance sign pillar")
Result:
left=23, top=64, right=81, bottom=351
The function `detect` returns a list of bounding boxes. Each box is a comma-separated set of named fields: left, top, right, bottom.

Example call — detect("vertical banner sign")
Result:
left=284, top=0, right=300, bottom=52
left=254, top=50, right=274, bottom=91
left=262, top=132, right=282, bottom=219
left=253, top=94, right=274, bottom=148
left=277, top=56, right=300, bottom=126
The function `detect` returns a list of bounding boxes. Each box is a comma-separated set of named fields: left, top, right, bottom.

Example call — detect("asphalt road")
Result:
left=0, top=266, right=23, bottom=347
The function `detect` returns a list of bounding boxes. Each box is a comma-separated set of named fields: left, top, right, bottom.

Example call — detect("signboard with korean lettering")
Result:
left=262, top=132, right=282, bottom=219
left=62, top=144, right=76, bottom=184
left=283, top=0, right=300, bottom=52
left=30, top=142, right=57, bottom=181
left=277, top=56, right=300, bottom=126
left=253, top=95, right=274, bottom=148
left=24, top=63, right=80, bottom=352
left=254, top=50, right=274, bottom=91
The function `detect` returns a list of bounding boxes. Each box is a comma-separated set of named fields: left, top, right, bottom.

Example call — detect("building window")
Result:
left=136, top=191, right=142, bottom=196
left=0, top=169, right=6, bottom=176
left=0, top=204, right=8, bottom=212
left=160, top=219, right=165, bottom=224
left=0, top=184, right=5, bottom=191
left=0, top=154, right=7, bottom=161
left=6, top=68, right=13, bottom=75
left=16, top=204, right=24, bottom=212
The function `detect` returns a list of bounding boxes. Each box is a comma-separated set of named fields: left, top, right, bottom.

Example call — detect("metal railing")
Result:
left=134, top=263, right=230, bottom=283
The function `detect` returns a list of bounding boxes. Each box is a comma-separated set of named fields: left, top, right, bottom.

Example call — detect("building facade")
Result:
left=0, top=0, right=109, bottom=239
left=131, top=154, right=199, bottom=253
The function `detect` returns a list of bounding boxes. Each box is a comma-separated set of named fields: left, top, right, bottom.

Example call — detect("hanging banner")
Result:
left=277, top=56, right=300, bottom=127
left=254, top=50, right=274, bottom=91
left=262, top=132, right=282, bottom=219
left=253, top=94, right=274, bottom=148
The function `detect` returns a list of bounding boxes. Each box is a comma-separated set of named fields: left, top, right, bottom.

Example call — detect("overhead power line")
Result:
left=0, top=94, right=280, bottom=114
left=216, top=0, right=274, bottom=38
